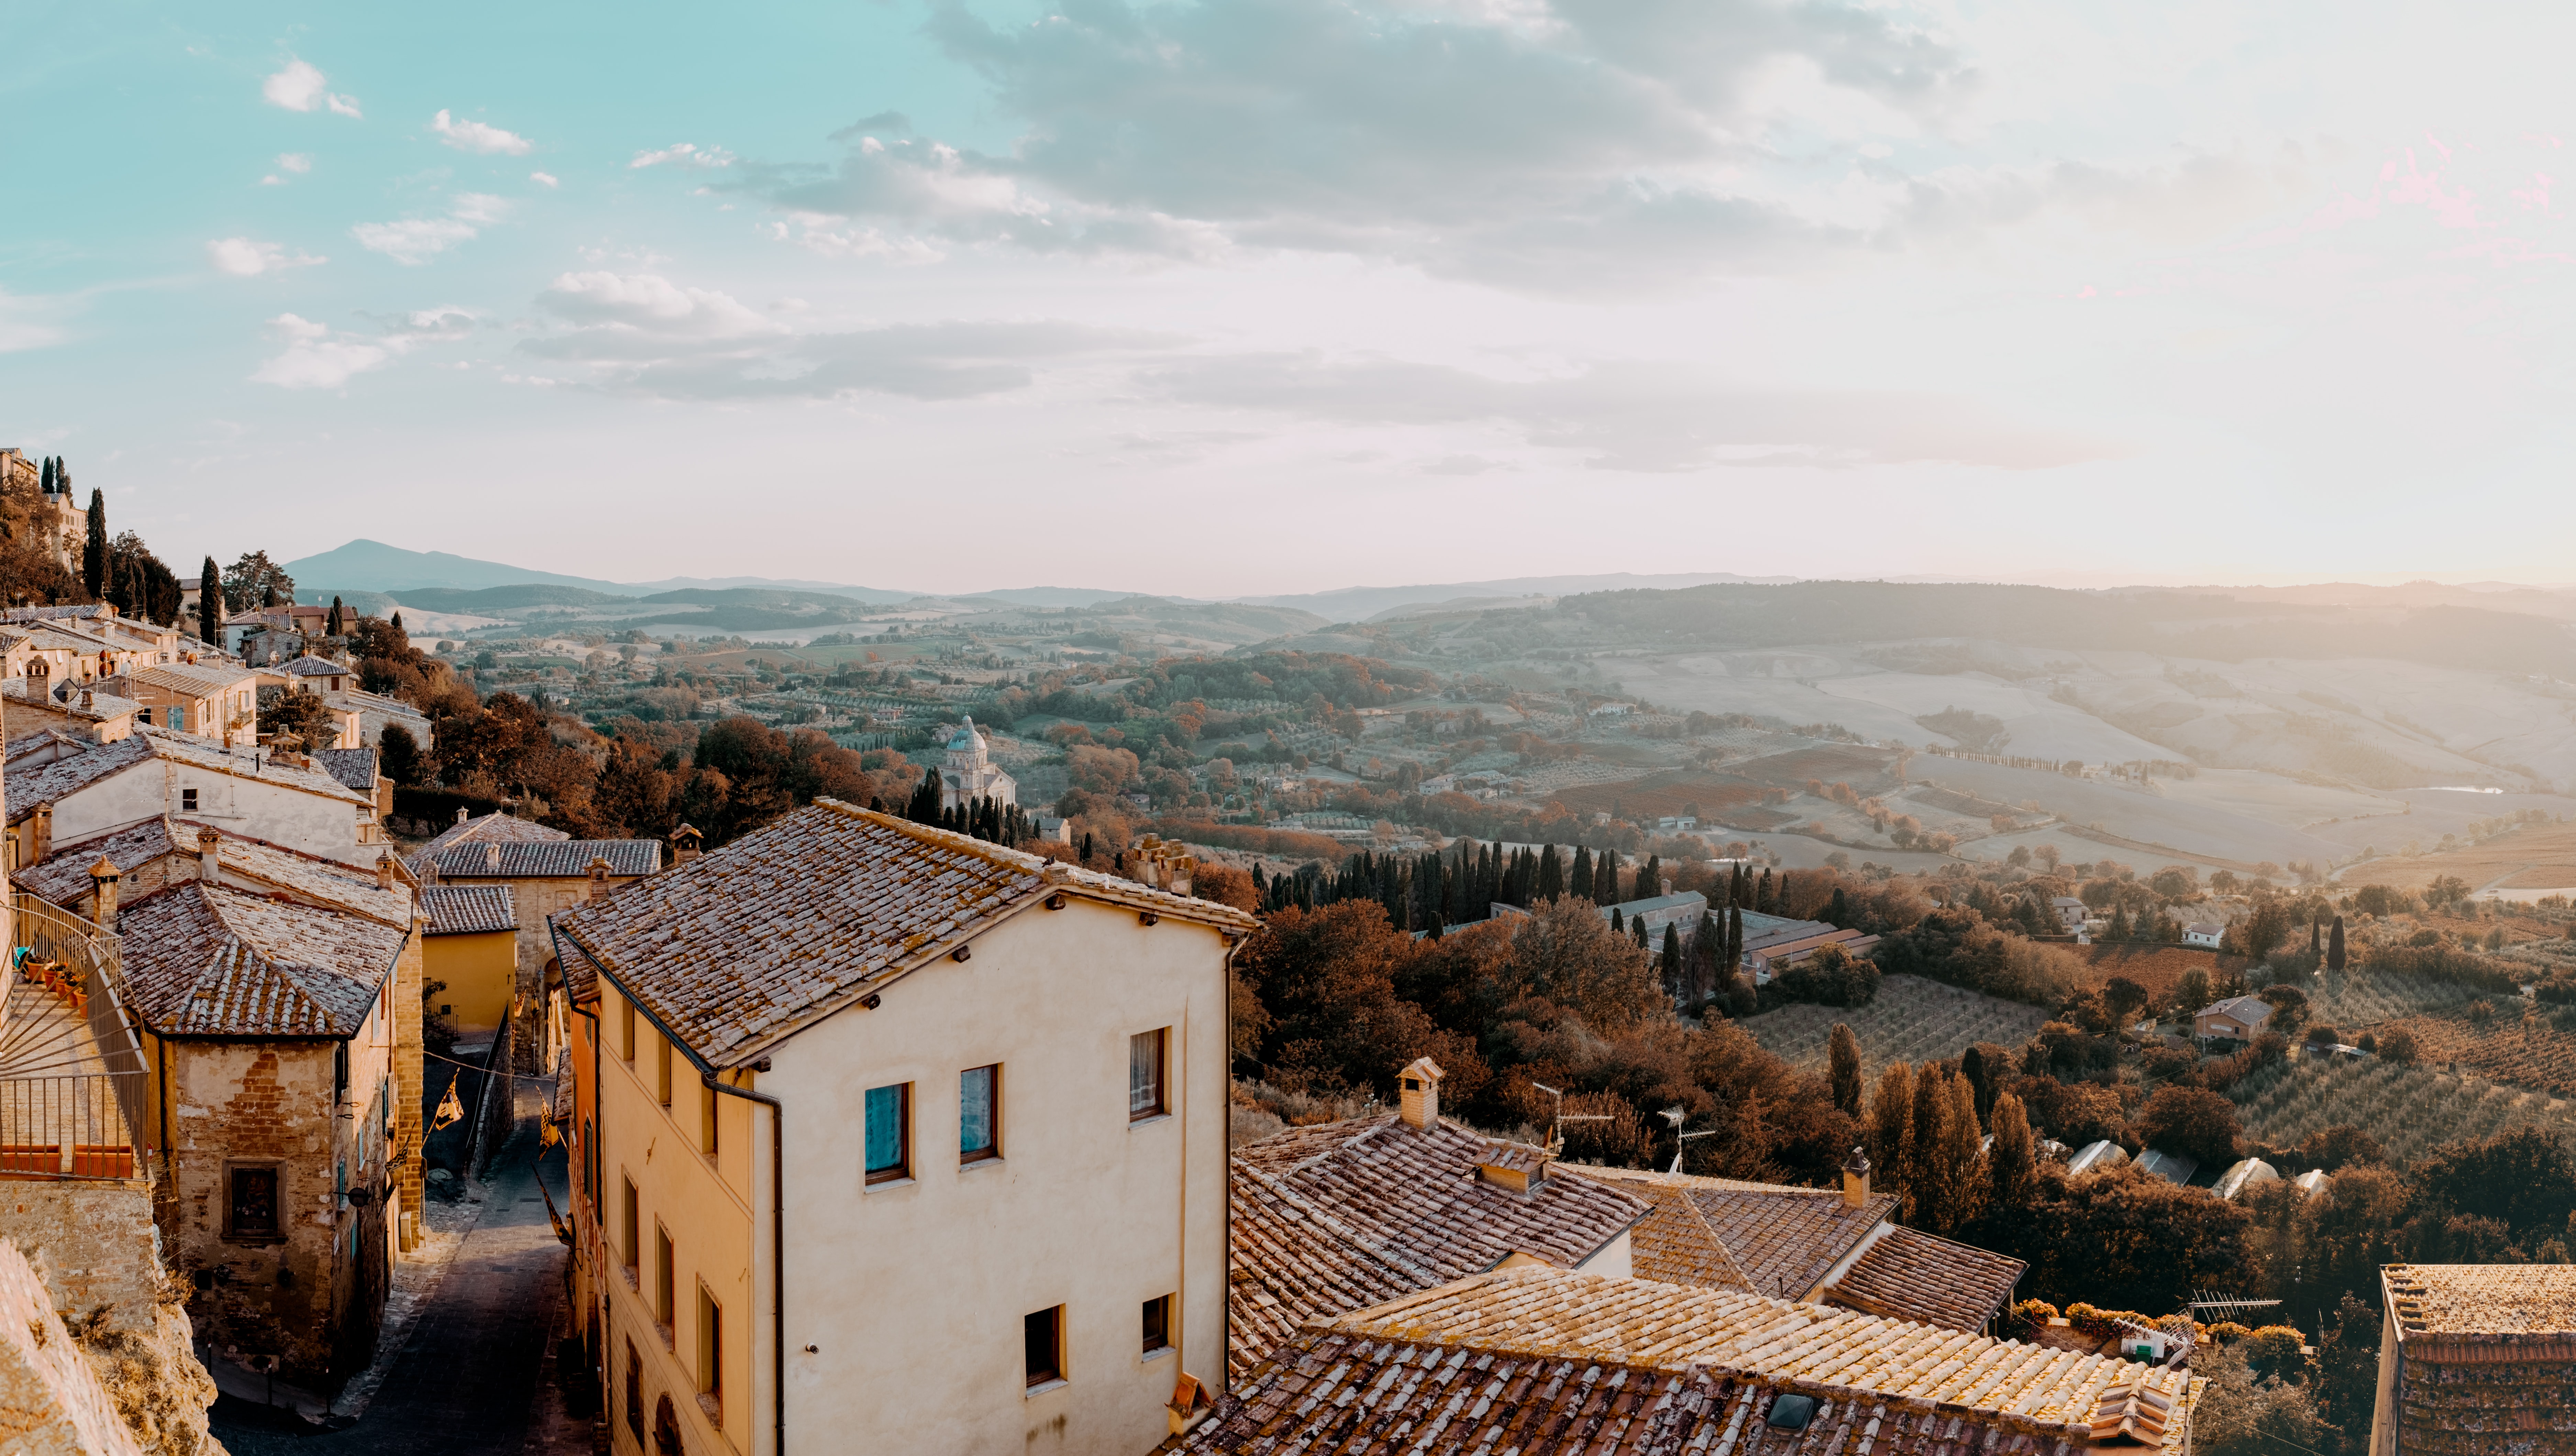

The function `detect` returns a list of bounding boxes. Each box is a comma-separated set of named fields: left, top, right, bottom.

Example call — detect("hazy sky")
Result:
left=6, top=2, right=2573, bottom=596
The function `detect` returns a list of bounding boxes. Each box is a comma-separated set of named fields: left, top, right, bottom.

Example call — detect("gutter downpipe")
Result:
left=555, top=921, right=787, bottom=1456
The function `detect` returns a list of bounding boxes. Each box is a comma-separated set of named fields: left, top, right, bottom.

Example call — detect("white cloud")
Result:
left=206, top=238, right=327, bottom=276
left=251, top=313, right=388, bottom=390
left=536, top=271, right=784, bottom=339
left=431, top=109, right=534, bottom=156
left=350, top=195, right=510, bottom=264
left=261, top=59, right=361, bottom=117
left=530, top=171, right=560, bottom=188
left=630, top=143, right=736, bottom=170
left=278, top=153, right=313, bottom=174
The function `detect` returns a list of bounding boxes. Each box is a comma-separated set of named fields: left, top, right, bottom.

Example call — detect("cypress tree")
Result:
left=197, top=556, right=224, bottom=644
left=38, top=457, right=52, bottom=494
left=1943, top=1071, right=1988, bottom=1229
left=262, top=584, right=278, bottom=609
left=1692, top=912, right=1720, bottom=1003
left=1867, top=1063, right=1915, bottom=1214
left=1596, top=849, right=1621, bottom=906
left=1660, top=923, right=1681, bottom=1000
left=327, top=595, right=346, bottom=636
left=2309, top=917, right=2321, bottom=955
left=1825, top=887, right=1850, bottom=928
left=1611, top=907, right=1624, bottom=933
left=1827, top=1023, right=1863, bottom=1116
left=1909, top=1065, right=1958, bottom=1233
left=390, top=611, right=404, bottom=633
left=1988, top=1091, right=2036, bottom=1213
left=1727, top=904, right=1744, bottom=975
left=1639, top=854, right=1663, bottom=900
left=2327, top=916, right=2347, bottom=972
left=1537, top=845, right=1563, bottom=901
left=82, top=489, right=106, bottom=601
left=1570, top=845, right=1594, bottom=901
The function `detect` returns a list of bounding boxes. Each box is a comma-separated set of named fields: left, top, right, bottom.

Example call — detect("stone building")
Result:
left=3, top=726, right=388, bottom=870
left=553, top=801, right=1252, bottom=1456
left=938, top=715, right=1016, bottom=812
left=2370, top=1263, right=2576, bottom=1455
left=103, top=661, right=258, bottom=745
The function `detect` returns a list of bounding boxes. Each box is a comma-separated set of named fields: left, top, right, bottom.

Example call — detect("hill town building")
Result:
left=2371, top=1264, right=2576, bottom=1456
left=937, top=716, right=1016, bottom=811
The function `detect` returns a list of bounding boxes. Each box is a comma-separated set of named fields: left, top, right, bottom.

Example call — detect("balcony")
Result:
left=0, top=895, right=151, bottom=1181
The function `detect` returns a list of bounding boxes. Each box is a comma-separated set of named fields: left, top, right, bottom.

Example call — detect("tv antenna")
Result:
left=1659, top=1106, right=1716, bottom=1175
left=1529, top=1082, right=1610, bottom=1156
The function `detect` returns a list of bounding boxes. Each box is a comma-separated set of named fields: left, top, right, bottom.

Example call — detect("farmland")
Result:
left=2344, top=819, right=2576, bottom=895
left=2305, top=966, right=2478, bottom=1029
left=2362, top=1014, right=2576, bottom=1097
left=2075, top=944, right=2249, bottom=1002
left=2226, top=1054, right=2576, bottom=1163
left=1738, top=975, right=2048, bottom=1079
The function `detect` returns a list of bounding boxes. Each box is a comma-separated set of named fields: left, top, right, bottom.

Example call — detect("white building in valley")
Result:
left=938, top=715, right=1017, bottom=812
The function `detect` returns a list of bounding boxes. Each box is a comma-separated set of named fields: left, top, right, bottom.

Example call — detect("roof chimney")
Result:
left=485, top=842, right=501, bottom=872
left=1398, top=1057, right=1444, bottom=1130
left=375, top=852, right=397, bottom=892
left=1842, top=1146, right=1872, bottom=1209
left=456, top=806, right=470, bottom=826
left=197, top=826, right=221, bottom=883
left=87, top=857, right=120, bottom=931
left=671, top=824, right=703, bottom=865
left=32, top=804, right=51, bottom=865
left=1475, top=1141, right=1549, bottom=1195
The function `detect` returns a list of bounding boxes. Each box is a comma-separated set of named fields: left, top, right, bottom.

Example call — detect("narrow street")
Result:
left=213, top=1108, right=584, bottom=1454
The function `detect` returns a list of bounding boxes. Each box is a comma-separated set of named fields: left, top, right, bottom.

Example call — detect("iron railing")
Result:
left=1, top=894, right=150, bottom=1179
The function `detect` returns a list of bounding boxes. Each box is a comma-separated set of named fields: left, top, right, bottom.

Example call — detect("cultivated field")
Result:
left=1738, top=975, right=2048, bottom=1078
left=2076, top=945, right=2249, bottom=1002
left=2306, top=966, right=2477, bottom=1028
left=2365, top=1014, right=2576, bottom=1097
left=2345, top=820, right=2576, bottom=895
left=2226, top=1055, right=2576, bottom=1163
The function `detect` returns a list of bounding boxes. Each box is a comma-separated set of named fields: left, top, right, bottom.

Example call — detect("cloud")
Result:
left=530, top=171, right=560, bottom=188
left=431, top=109, right=534, bottom=156
left=262, top=59, right=361, bottom=117
left=518, top=269, right=1169, bottom=400
left=251, top=314, right=388, bottom=389
left=350, top=195, right=510, bottom=264
left=631, top=143, right=736, bottom=170
left=1141, top=354, right=2120, bottom=471
left=206, top=238, right=327, bottom=276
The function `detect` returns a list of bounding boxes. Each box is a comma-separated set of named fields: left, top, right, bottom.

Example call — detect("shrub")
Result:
left=2379, top=1027, right=2419, bottom=1064
left=2243, top=1325, right=2307, bottom=1378
left=2015, top=1299, right=2061, bottom=1325
left=2144, top=1044, right=2199, bottom=1079
left=2207, top=1321, right=2251, bottom=1343
left=2357, top=1031, right=2377, bottom=1053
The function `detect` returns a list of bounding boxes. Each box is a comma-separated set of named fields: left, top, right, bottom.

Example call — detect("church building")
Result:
left=938, top=716, right=1016, bottom=812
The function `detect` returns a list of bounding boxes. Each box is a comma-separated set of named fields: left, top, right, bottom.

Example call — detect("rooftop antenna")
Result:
left=1529, top=1081, right=1610, bottom=1157
left=1659, top=1106, right=1716, bottom=1175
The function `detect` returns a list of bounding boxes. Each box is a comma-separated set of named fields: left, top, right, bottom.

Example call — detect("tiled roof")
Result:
left=4, top=735, right=153, bottom=821
left=2379, top=1265, right=2576, bottom=1456
left=279, top=655, right=348, bottom=677
left=2200, top=995, right=2270, bottom=1023
left=1186, top=1267, right=2198, bottom=1456
left=1226, top=1115, right=1649, bottom=1379
left=1228, top=1161, right=1420, bottom=1382
left=1823, top=1226, right=2026, bottom=1333
left=313, top=746, right=379, bottom=793
left=3, top=680, right=141, bottom=721
left=1579, top=1165, right=1896, bottom=1301
left=422, top=884, right=517, bottom=936
left=552, top=800, right=1256, bottom=1064
left=18, top=817, right=410, bottom=927
left=121, top=662, right=254, bottom=695
left=2, top=727, right=369, bottom=820
left=556, top=935, right=602, bottom=1005
left=116, top=882, right=406, bottom=1037
left=433, top=839, right=661, bottom=879
left=405, top=812, right=568, bottom=876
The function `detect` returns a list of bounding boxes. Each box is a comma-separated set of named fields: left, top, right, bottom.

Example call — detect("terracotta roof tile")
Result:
left=2377, top=1265, right=2576, bottom=1456
left=1580, top=1165, right=1895, bottom=1300
left=117, top=883, right=405, bottom=1037
left=1823, top=1225, right=2025, bottom=1333
left=18, top=818, right=410, bottom=927
left=1227, top=1162, right=1420, bottom=1383
left=3, top=727, right=366, bottom=824
left=405, top=812, right=567, bottom=876
left=1187, top=1267, right=2199, bottom=1456
left=433, top=839, right=660, bottom=879
left=552, top=800, right=1253, bottom=1064
left=313, top=747, right=378, bottom=793
left=422, top=885, right=516, bottom=936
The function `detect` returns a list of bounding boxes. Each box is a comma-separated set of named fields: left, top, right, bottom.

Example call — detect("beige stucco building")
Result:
left=553, top=801, right=1251, bottom=1456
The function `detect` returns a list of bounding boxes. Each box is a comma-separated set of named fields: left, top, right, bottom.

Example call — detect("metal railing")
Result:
left=1, top=894, right=150, bottom=1180
left=0, top=1075, right=139, bottom=1177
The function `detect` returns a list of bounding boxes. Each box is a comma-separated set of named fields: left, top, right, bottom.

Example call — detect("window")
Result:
left=621, top=1179, right=640, bottom=1277
left=654, top=1226, right=675, bottom=1341
left=1024, top=1306, right=1064, bottom=1389
left=701, top=1082, right=719, bottom=1156
left=137, top=708, right=152, bottom=726
left=1129, top=1029, right=1167, bottom=1121
left=181, top=787, right=198, bottom=812
left=583, top=1120, right=595, bottom=1200
left=227, top=1166, right=280, bottom=1241
left=170, top=704, right=185, bottom=733
left=625, top=1339, right=644, bottom=1445
left=621, top=999, right=636, bottom=1061
left=697, top=1285, right=723, bottom=1409
left=1142, top=1295, right=1173, bottom=1356
left=864, top=1083, right=911, bottom=1185
left=960, top=1065, right=1000, bottom=1163
left=656, top=1036, right=673, bottom=1107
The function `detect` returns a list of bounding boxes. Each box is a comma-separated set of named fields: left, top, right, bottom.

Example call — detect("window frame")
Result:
left=621, top=998, right=636, bottom=1061
left=180, top=786, right=198, bottom=812
left=1024, top=1305, right=1066, bottom=1391
left=700, top=1080, right=719, bottom=1157
left=1128, top=1028, right=1169, bottom=1123
left=656, top=1035, right=673, bottom=1107
left=959, top=1064, right=1001, bottom=1165
left=224, top=1162, right=285, bottom=1244
left=621, top=1177, right=640, bottom=1280
left=864, top=1082, right=913, bottom=1186
left=653, top=1224, right=676, bottom=1344
left=1142, top=1294, right=1174, bottom=1358
left=697, top=1283, right=724, bottom=1415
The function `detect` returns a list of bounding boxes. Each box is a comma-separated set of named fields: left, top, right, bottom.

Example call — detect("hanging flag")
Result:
left=433, top=1077, right=464, bottom=1130
left=539, top=1118, right=562, bottom=1148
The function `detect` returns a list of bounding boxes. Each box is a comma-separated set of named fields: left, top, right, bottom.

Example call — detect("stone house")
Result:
left=2194, top=994, right=2273, bottom=1043
left=420, top=885, right=519, bottom=1047
left=422, top=824, right=660, bottom=1020
left=1, top=679, right=137, bottom=743
left=552, top=801, right=1253, bottom=1456
left=77, top=829, right=425, bottom=1392
left=3, top=727, right=387, bottom=871
left=2371, top=1264, right=2576, bottom=1455
left=104, top=661, right=258, bottom=745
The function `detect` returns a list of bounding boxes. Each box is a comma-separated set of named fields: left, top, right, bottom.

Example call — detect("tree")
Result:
left=1659, top=922, right=1681, bottom=1000
left=378, top=722, right=424, bottom=786
left=1497, top=896, right=1667, bottom=1036
left=257, top=688, right=341, bottom=751
left=81, top=489, right=105, bottom=600
left=1988, top=1091, right=2036, bottom=1213
left=327, top=595, right=346, bottom=636
left=2138, top=1084, right=2242, bottom=1167
left=2411, top=1127, right=2576, bottom=1245
left=2175, top=965, right=2213, bottom=1015
left=1867, top=1063, right=1914, bottom=1211
left=222, top=551, right=296, bottom=612
left=198, top=555, right=224, bottom=644
left=1827, top=1023, right=1863, bottom=1117
left=1941, top=1069, right=1988, bottom=1229
left=1595, top=849, right=1621, bottom=907
left=2377, top=1026, right=2417, bottom=1063
left=1569, top=845, right=1593, bottom=901
left=2326, top=915, right=2346, bottom=972
left=1908, top=1065, right=1963, bottom=1232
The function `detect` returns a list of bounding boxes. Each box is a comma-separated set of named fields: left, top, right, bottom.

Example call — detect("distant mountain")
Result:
left=962, top=587, right=1143, bottom=608
left=286, top=540, right=919, bottom=604
left=1230, top=572, right=1792, bottom=623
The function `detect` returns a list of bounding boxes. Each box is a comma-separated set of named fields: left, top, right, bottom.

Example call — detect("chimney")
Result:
left=586, top=856, right=612, bottom=898
left=1397, top=1058, right=1445, bottom=1130
left=485, top=842, right=501, bottom=872
left=87, top=857, right=120, bottom=931
left=671, top=824, right=703, bottom=865
left=32, top=805, right=51, bottom=865
left=196, top=827, right=221, bottom=883
left=456, top=806, right=470, bottom=826
left=375, top=852, right=396, bottom=892
left=1475, top=1141, right=1548, bottom=1195
left=1842, top=1146, right=1872, bottom=1209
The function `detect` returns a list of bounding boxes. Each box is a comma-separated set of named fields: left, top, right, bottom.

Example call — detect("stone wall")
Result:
left=0, top=1180, right=167, bottom=1333
left=0, top=1234, right=147, bottom=1456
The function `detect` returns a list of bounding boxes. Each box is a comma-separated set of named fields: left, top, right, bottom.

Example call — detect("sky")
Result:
left=6, top=1, right=2576, bottom=597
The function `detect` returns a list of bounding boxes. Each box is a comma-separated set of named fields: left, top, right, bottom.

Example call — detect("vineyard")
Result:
left=2306, top=966, right=2477, bottom=1029
left=2225, top=1055, right=2576, bottom=1164
left=2363, top=1015, right=2576, bottom=1096
left=1740, top=975, right=2049, bottom=1078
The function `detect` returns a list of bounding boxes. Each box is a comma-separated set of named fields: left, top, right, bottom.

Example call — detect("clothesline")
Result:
left=423, top=1045, right=561, bottom=1083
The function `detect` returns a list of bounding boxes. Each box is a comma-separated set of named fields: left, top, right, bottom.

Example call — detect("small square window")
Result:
left=1025, top=1305, right=1064, bottom=1389
left=1129, top=1029, right=1167, bottom=1121
left=181, top=787, right=199, bottom=812
left=1142, top=1294, right=1173, bottom=1356
left=960, top=1065, right=1000, bottom=1163
left=865, top=1083, right=911, bottom=1184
